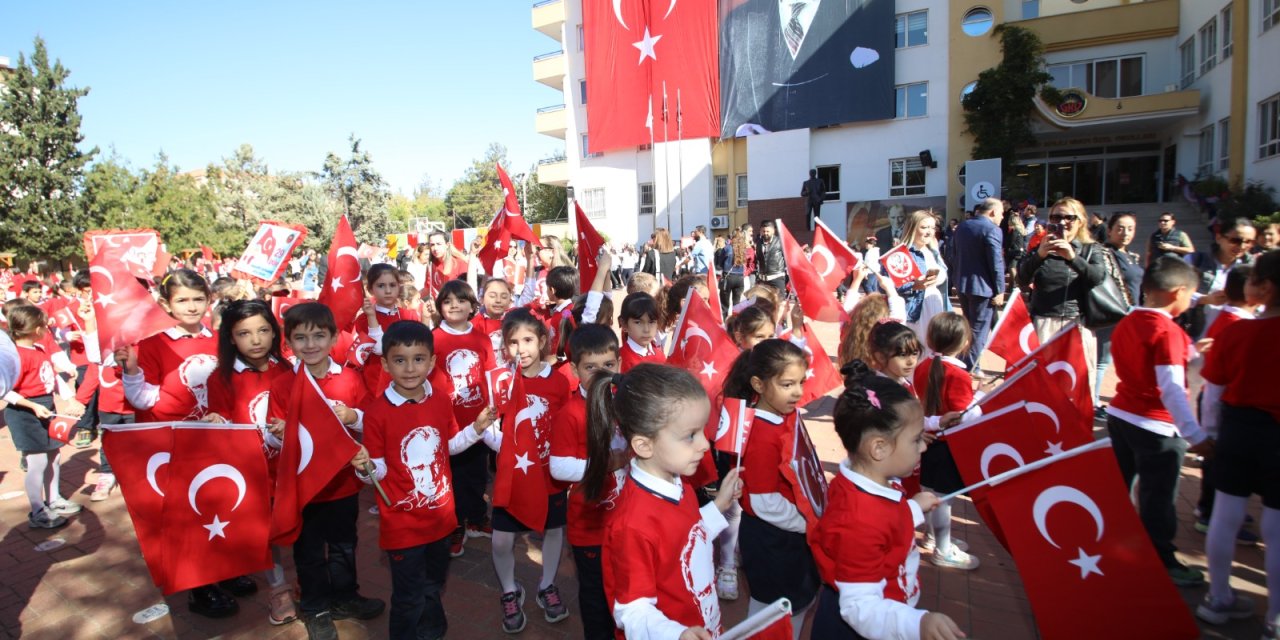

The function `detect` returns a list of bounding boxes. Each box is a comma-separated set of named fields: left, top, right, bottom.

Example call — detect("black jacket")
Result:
left=757, top=237, right=785, bottom=278
left=1017, top=240, right=1107, bottom=319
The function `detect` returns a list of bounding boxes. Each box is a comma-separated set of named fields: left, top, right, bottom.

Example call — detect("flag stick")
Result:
left=937, top=438, right=1111, bottom=503
left=677, top=88, right=685, bottom=236
left=364, top=462, right=392, bottom=506
left=662, top=81, right=672, bottom=233
left=957, top=360, right=1038, bottom=417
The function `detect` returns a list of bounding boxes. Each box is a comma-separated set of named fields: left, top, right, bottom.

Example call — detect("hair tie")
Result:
left=611, top=373, right=625, bottom=388
left=161, top=273, right=173, bottom=286
left=866, top=389, right=881, bottom=409
left=877, top=318, right=896, bottom=325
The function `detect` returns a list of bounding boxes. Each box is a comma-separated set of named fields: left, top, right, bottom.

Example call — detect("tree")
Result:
left=84, top=153, right=225, bottom=253
left=961, top=25, right=1053, bottom=173
left=318, top=135, right=392, bottom=244
left=206, top=144, right=337, bottom=253
left=445, top=143, right=509, bottom=229
left=524, top=154, right=568, bottom=224
left=0, top=36, right=99, bottom=267
left=387, top=173, right=449, bottom=233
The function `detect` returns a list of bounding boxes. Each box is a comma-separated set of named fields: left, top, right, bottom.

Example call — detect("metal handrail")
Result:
left=532, top=0, right=561, bottom=8
left=533, top=50, right=565, bottom=62
left=537, top=104, right=566, bottom=114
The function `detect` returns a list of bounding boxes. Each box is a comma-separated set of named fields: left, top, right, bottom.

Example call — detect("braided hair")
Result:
left=834, top=360, right=920, bottom=455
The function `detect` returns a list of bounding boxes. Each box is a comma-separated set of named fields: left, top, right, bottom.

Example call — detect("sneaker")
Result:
left=1194, top=518, right=1210, bottom=534
left=187, top=584, right=239, bottom=618
left=47, top=497, right=81, bottom=516
left=267, top=585, right=298, bottom=625
left=1196, top=590, right=1256, bottom=625
left=1167, top=563, right=1206, bottom=587
left=466, top=518, right=494, bottom=539
left=930, top=545, right=980, bottom=571
left=331, top=594, right=385, bottom=620
left=90, top=473, right=116, bottom=502
left=28, top=508, right=68, bottom=530
left=73, top=429, right=93, bottom=448
left=500, top=585, right=527, bottom=634
left=919, top=534, right=969, bottom=554
left=449, top=527, right=466, bottom=558
left=536, top=583, right=569, bottom=623
left=716, top=567, right=739, bottom=601
left=303, top=610, right=338, bottom=640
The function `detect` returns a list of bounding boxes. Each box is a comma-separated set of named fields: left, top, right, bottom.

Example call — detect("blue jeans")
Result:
left=1093, top=326, right=1115, bottom=407
left=957, top=293, right=995, bottom=368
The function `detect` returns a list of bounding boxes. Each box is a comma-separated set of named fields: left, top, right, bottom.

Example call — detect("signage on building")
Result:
left=964, top=159, right=1002, bottom=210
left=1055, top=90, right=1088, bottom=118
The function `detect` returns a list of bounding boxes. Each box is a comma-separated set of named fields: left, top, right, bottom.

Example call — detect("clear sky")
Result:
left=1, top=1, right=566, bottom=194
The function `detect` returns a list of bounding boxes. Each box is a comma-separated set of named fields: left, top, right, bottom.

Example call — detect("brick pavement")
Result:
left=0, top=319, right=1271, bottom=639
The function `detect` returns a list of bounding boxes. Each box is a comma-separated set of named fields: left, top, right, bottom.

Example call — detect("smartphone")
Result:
left=1046, top=222, right=1064, bottom=237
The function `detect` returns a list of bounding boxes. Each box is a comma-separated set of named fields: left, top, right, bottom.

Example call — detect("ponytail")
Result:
left=924, top=356, right=944, bottom=416
left=583, top=372, right=620, bottom=501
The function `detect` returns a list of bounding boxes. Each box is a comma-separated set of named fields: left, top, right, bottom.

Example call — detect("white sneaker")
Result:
left=919, top=534, right=968, bottom=554
left=716, top=567, right=739, bottom=601
left=1195, top=590, right=1256, bottom=625
left=91, top=474, right=116, bottom=502
left=930, top=545, right=980, bottom=571
left=48, top=497, right=82, bottom=516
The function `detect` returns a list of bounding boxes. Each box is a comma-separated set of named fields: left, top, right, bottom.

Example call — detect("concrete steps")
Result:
left=1084, top=200, right=1211, bottom=262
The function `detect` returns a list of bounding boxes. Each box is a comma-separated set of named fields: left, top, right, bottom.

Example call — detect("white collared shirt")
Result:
left=163, top=325, right=214, bottom=340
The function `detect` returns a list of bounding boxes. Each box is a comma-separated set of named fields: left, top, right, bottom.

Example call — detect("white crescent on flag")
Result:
left=187, top=463, right=248, bottom=515
left=1033, top=485, right=1105, bottom=549
left=146, top=452, right=170, bottom=497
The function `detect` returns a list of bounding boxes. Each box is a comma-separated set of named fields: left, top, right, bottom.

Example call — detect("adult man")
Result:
left=681, top=226, right=715, bottom=275
left=874, top=204, right=908, bottom=249
left=952, top=198, right=1006, bottom=367
left=1145, top=213, right=1194, bottom=266
left=756, top=220, right=787, bottom=291
left=801, top=170, right=825, bottom=231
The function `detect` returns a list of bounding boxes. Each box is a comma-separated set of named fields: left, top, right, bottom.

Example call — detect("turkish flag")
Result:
left=574, top=202, right=607, bottom=295
left=270, top=369, right=361, bottom=545
left=48, top=304, right=82, bottom=331
left=583, top=0, right=719, bottom=153
left=878, top=244, right=924, bottom=288
left=712, top=397, right=755, bottom=455
left=90, top=244, right=179, bottom=357
left=201, top=245, right=215, bottom=263
left=976, top=360, right=1091, bottom=444
left=720, top=597, right=794, bottom=640
left=160, top=422, right=272, bottom=594
left=496, top=163, right=537, bottom=244
left=809, top=218, right=862, bottom=291
left=777, top=219, right=844, bottom=323
left=82, top=229, right=162, bottom=281
left=344, top=330, right=378, bottom=369
left=667, top=288, right=737, bottom=399
left=1009, top=323, right=1092, bottom=423
left=983, top=442, right=1200, bottom=640
left=486, top=365, right=517, bottom=412
left=47, top=414, right=77, bottom=443
left=476, top=210, right=514, bottom=276
left=798, top=321, right=842, bottom=406
left=492, top=371, right=551, bottom=533
left=317, top=215, right=364, bottom=332
left=101, top=422, right=175, bottom=590
left=985, top=289, right=1039, bottom=365
left=778, top=413, right=828, bottom=533
left=270, top=296, right=308, bottom=328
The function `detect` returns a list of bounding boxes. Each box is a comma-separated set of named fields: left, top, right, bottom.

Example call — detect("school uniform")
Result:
left=739, top=410, right=821, bottom=610
left=811, top=461, right=926, bottom=640
left=123, top=327, right=218, bottom=422
left=359, top=305, right=413, bottom=395
left=619, top=337, right=666, bottom=373
left=603, top=461, right=729, bottom=639
left=492, top=363, right=573, bottom=532
left=912, top=355, right=973, bottom=495
left=1196, top=306, right=1254, bottom=515
left=4, top=343, right=57, bottom=453
left=471, top=313, right=509, bottom=367
left=529, top=299, right=573, bottom=356
left=432, top=323, right=496, bottom=528
left=207, top=358, right=289, bottom=478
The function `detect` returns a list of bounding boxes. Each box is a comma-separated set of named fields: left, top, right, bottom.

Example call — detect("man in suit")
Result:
left=800, top=170, right=825, bottom=231
left=720, top=0, right=894, bottom=138
left=953, top=198, right=1006, bottom=368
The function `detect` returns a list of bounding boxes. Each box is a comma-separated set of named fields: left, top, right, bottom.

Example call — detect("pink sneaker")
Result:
left=91, top=474, right=116, bottom=502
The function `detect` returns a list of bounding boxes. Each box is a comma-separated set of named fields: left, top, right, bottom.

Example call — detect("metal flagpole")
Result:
left=662, top=81, right=672, bottom=233
left=647, top=93, right=658, bottom=237
left=677, top=88, right=685, bottom=236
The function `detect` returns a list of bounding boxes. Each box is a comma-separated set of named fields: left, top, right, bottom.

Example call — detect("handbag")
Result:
left=1080, top=244, right=1133, bottom=330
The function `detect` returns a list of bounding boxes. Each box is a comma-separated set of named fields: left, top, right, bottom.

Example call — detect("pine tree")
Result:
left=318, top=135, right=391, bottom=245
left=445, top=143, right=509, bottom=230
left=0, top=37, right=99, bottom=268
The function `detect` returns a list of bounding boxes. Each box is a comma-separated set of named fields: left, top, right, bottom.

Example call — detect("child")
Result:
left=912, top=313, right=981, bottom=571
left=555, top=248, right=614, bottom=368
left=475, top=277, right=514, bottom=366
left=4, top=304, right=81, bottom=529
left=549, top=324, right=625, bottom=640
left=1106, top=256, right=1209, bottom=587
left=810, top=361, right=965, bottom=640
left=359, top=264, right=410, bottom=395
left=1198, top=249, right=1280, bottom=634
left=431, top=280, right=497, bottom=555
left=354, top=321, right=498, bottom=640
left=202, top=299, right=295, bottom=625
left=627, top=271, right=660, bottom=299
left=267, top=303, right=385, bottom=638
left=619, top=292, right=665, bottom=372
left=724, top=339, right=820, bottom=637
left=492, top=308, right=574, bottom=633
left=593, top=364, right=743, bottom=638
left=725, top=303, right=776, bottom=350
left=530, top=265, right=579, bottom=354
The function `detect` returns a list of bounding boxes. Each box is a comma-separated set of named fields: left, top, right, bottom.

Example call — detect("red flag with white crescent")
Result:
left=777, top=219, right=845, bottom=323
left=47, top=414, right=78, bottom=443
left=317, top=215, right=364, bottom=332
left=985, top=289, right=1039, bottom=366
left=492, top=371, right=551, bottom=533
left=1008, top=323, right=1092, bottom=423
left=877, top=244, right=924, bottom=288
left=712, top=397, right=755, bottom=455
left=667, top=288, right=737, bottom=398
left=809, top=218, right=862, bottom=291
left=89, top=245, right=180, bottom=357
left=486, top=365, right=517, bottom=412
left=83, top=229, right=163, bottom=281
left=270, top=296, right=308, bottom=328
left=496, top=163, right=537, bottom=244
left=574, top=202, right=607, bottom=294
left=477, top=210, right=513, bottom=276
left=101, top=422, right=176, bottom=590
left=778, top=413, right=828, bottom=534
left=797, top=321, right=842, bottom=406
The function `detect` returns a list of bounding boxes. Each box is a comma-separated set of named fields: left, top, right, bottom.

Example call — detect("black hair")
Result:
left=557, top=293, right=617, bottom=359
left=662, top=274, right=708, bottom=329
left=834, top=360, right=920, bottom=455
left=1223, top=264, right=1253, bottom=304
left=546, top=265, right=579, bottom=302
left=1142, top=256, right=1200, bottom=294
left=1253, top=249, right=1280, bottom=295
left=21, top=281, right=41, bottom=295
left=158, top=269, right=211, bottom=301
left=722, top=339, right=808, bottom=406
left=72, top=270, right=91, bottom=290
left=761, top=220, right=777, bottom=231
left=501, top=307, right=550, bottom=360
left=619, top=291, right=660, bottom=326
left=366, top=263, right=400, bottom=290
left=1106, top=212, right=1136, bottom=230
left=583, top=364, right=706, bottom=501
left=725, top=305, right=776, bottom=347
left=923, top=312, right=970, bottom=416
left=382, top=320, right=434, bottom=355
left=215, top=299, right=283, bottom=383
left=568, top=323, right=620, bottom=365
left=435, top=279, right=479, bottom=320
left=866, top=321, right=922, bottom=369
left=809, top=169, right=818, bottom=178
left=211, top=276, right=239, bottom=299
left=283, top=302, right=338, bottom=338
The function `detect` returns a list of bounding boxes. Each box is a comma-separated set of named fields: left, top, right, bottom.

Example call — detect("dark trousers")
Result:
left=294, top=494, right=361, bottom=615
left=572, top=545, right=615, bottom=640
left=805, top=200, right=821, bottom=230
left=387, top=537, right=450, bottom=640
left=96, top=412, right=133, bottom=474
left=451, top=445, right=490, bottom=525
left=957, top=292, right=995, bottom=368
left=1106, top=416, right=1189, bottom=567
left=722, top=274, right=744, bottom=317
left=620, top=268, right=634, bottom=287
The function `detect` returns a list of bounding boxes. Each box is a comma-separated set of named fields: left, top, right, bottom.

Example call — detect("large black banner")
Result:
left=719, top=0, right=896, bottom=138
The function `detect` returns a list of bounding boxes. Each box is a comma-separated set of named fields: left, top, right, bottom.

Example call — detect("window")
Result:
left=1261, top=94, right=1280, bottom=159
left=1266, top=0, right=1280, bottom=33
left=961, top=7, right=993, bottom=37
left=577, top=24, right=585, bottom=51
left=1198, top=124, right=1216, bottom=177
left=1047, top=56, right=1143, bottom=97
left=581, top=133, right=600, bottom=158
left=639, top=183, right=655, bottom=215
left=889, top=158, right=925, bottom=197
left=894, top=10, right=927, bottom=48
left=580, top=80, right=587, bottom=105
left=580, top=188, right=606, bottom=219
left=895, top=82, right=928, bottom=118
left=1200, top=18, right=1218, bottom=76
left=1022, top=0, right=1040, bottom=20
left=714, top=175, right=729, bottom=209
left=1218, top=118, right=1231, bottom=171
left=1221, top=6, right=1233, bottom=60
left=736, top=174, right=749, bottom=208
left=816, top=165, right=841, bottom=201
left=1180, top=39, right=1196, bottom=89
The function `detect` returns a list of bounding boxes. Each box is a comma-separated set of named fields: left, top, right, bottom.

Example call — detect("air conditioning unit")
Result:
left=710, top=215, right=730, bottom=230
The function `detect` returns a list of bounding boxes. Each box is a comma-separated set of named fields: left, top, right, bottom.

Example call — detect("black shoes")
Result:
left=330, top=594, right=386, bottom=620
left=187, top=584, right=239, bottom=618
left=303, top=610, right=339, bottom=640
left=217, top=575, right=259, bottom=597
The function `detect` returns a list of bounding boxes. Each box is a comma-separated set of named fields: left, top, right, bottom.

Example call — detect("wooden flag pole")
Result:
left=364, top=462, right=392, bottom=506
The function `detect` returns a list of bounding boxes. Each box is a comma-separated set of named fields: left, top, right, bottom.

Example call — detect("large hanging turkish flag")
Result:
left=583, top=0, right=720, bottom=153
left=317, top=215, right=364, bottom=332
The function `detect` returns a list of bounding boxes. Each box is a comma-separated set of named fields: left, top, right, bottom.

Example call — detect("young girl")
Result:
left=432, top=280, right=498, bottom=553
left=810, top=361, right=965, bottom=640
left=912, top=313, right=982, bottom=571
left=724, top=339, right=821, bottom=637
left=202, top=299, right=296, bottom=624
left=725, top=303, right=776, bottom=350
left=491, top=308, right=573, bottom=633
left=5, top=305, right=81, bottom=529
left=619, top=292, right=666, bottom=372
left=590, top=363, right=743, bottom=639
left=359, top=263, right=411, bottom=394
left=475, top=277, right=514, bottom=367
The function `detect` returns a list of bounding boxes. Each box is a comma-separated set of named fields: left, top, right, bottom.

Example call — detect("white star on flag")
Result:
left=699, top=360, right=718, bottom=380
left=633, top=27, right=662, bottom=63
left=1068, top=547, right=1103, bottom=579
left=204, top=514, right=230, bottom=540
left=514, top=452, right=534, bottom=474
left=494, top=239, right=503, bottom=250
left=95, top=292, right=116, bottom=307
left=805, top=368, right=815, bottom=380
left=1044, top=441, right=1065, bottom=456
left=330, top=277, right=344, bottom=292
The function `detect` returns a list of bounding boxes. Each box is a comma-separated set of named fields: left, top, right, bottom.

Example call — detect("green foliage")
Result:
left=961, top=25, right=1052, bottom=173
left=445, top=143, right=509, bottom=229
left=524, top=153, right=569, bottom=224
left=0, top=36, right=99, bottom=267
left=1213, top=181, right=1278, bottom=222
left=388, top=176, right=449, bottom=233
left=82, top=153, right=225, bottom=253
left=205, top=144, right=338, bottom=253
left=318, top=135, right=392, bottom=244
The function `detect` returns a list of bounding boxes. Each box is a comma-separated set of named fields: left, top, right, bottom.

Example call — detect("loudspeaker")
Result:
left=919, top=150, right=937, bottom=169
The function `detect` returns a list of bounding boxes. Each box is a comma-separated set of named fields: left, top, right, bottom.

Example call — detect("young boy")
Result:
left=1106, top=256, right=1210, bottom=586
left=354, top=321, right=499, bottom=640
left=549, top=324, right=624, bottom=639
left=267, top=303, right=384, bottom=639
left=517, top=254, right=578, bottom=352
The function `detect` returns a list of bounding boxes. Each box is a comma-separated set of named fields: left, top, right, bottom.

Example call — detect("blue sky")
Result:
left=1, top=1, right=565, bottom=194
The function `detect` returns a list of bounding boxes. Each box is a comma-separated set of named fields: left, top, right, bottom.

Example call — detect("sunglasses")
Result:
left=1159, top=219, right=1173, bottom=223
left=1222, top=236, right=1254, bottom=246
left=1048, top=214, right=1079, bottom=223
